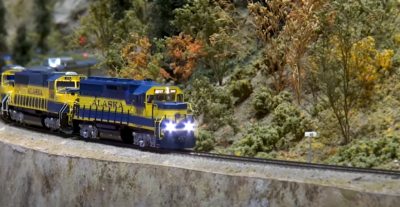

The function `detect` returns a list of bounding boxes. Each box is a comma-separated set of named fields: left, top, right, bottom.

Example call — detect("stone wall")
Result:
left=0, top=141, right=399, bottom=207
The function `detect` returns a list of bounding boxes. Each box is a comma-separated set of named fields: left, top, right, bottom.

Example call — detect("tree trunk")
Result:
left=218, top=77, right=223, bottom=86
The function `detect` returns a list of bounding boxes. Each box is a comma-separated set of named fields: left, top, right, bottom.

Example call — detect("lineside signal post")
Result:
left=305, top=131, right=318, bottom=163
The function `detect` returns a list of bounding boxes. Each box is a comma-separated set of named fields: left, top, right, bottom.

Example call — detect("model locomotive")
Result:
left=0, top=68, right=196, bottom=149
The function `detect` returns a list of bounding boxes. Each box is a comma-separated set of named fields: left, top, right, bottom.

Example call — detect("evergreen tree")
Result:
left=0, top=0, right=7, bottom=54
left=12, top=24, right=33, bottom=66
left=152, top=0, right=187, bottom=38
left=110, top=0, right=133, bottom=22
left=34, top=0, right=51, bottom=54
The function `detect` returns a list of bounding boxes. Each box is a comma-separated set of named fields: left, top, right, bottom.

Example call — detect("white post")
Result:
left=305, top=131, right=318, bottom=163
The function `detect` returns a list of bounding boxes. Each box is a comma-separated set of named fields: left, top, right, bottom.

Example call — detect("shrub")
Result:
left=185, top=76, right=237, bottom=132
left=324, top=137, right=400, bottom=168
left=194, top=130, right=216, bottom=152
left=229, top=79, right=253, bottom=104
left=226, top=123, right=280, bottom=157
left=251, top=87, right=291, bottom=117
left=230, top=65, right=256, bottom=81
left=255, top=151, right=278, bottom=159
left=273, top=103, right=309, bottom=140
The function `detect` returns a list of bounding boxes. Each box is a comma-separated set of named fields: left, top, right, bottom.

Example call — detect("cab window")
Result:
left=177, top=94, right=183, bottom=102
left=147, top=94, right=175, bottom=103
left=2, top=75, right=14, bottom=83
left=56, top=81, right=76, bottom=90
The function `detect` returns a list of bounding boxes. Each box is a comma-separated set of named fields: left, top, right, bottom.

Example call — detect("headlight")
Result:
left=165, top=122, right=176, bottom=132
left=184, top=122, right=194, bottom=132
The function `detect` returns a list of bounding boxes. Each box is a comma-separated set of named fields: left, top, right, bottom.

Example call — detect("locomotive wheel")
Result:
left=120, top=128, right=133, bottom=144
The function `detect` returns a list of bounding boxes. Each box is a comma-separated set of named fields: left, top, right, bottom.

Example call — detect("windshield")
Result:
left=57, top=88, right=78, bottom=94
left=57, top=81, right=76, bottom=90
left=147, top=94, right=175, bottom=103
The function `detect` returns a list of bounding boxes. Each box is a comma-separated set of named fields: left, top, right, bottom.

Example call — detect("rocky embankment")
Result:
left=0, top=121, right=400, bottom=207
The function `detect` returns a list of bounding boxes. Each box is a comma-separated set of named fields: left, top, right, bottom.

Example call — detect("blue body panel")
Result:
left=76, top=108, right=154, bottom=127
left=47, top=101, right=67, bottom=113
left=158, top=131, right=196, bottom=149
left=155, top=102, right=187, bottom=110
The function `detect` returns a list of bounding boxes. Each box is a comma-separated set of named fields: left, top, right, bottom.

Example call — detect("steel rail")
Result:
left=2, top=117, right=400, bottom=177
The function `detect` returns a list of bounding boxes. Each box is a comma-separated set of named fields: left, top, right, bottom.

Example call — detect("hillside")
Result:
left=2, top=0, right=400, bottom=170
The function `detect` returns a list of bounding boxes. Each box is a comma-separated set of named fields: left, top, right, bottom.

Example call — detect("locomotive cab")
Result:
left=1, top=68, right=25, bottom=108
left=145, top=86, right=196, bottom=149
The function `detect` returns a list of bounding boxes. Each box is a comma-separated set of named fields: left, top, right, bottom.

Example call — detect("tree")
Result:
left=248, top=0, right=291, bottom=93
left=165, top=32, right=204, bottom=85
left=151, top=0, right=187, bottom=38
left=66, top=0, right=151, bottom=71
left=12, top=24, right=33, bottom=66
left=112, top=33, right=172, bottom=82
left=206, top=28, right=239, bottom=86
left=283, top=0, right=322, bottom=104
left=0, top=0, right=7, bottom=53
left=110, top=0, right=133, bottom=22
left=171, top=0, right=222, bottom=43
left=173, top=0, right=251, bottom=85
left=310, top=0, right=399, bottom=144
left=34, top=0, right=51, bottom=54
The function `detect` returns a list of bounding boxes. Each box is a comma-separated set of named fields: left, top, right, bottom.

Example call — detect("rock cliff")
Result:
left=0, top=138, right=399, bottom=206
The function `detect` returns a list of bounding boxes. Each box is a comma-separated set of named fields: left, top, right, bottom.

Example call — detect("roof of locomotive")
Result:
left=83, top=76, right=162, bottom=85
left=80, top=76, right=165, bottom=95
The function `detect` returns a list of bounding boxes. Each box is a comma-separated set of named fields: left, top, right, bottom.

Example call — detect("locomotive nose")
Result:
left=175, top=136, right=186, bottom=143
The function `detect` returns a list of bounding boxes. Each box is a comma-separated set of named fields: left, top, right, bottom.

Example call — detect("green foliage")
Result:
left=110, top=0, right=133, bottom=22
left=228, top=79, right=253, bottom=104
left=171, top=0, right=221, bottom=42
left=185, top=76, right=237, bottom=132
left=66, top=0, right=151, bottom=71
left=194, top=130, right=216, bottom=152
left=12, top=24, right=33, bottom=66
left=151, top=0, right=187, bottom=38
left=273, top=103, right=309, bottom=140
left=227, top=123, right=280, bottom=157
left=251, top=87, right=291, bottom=117
left=256, top=151, right=278, bottom=159
left=324, top=137, right=400, bottom=168
left=230, top=65, right=256, bottom=81
left=173, top=0, right=251, bottom=85
left=46, top=24, right=66, bottom=54
left=34, top=0, right=51, bottom=54
left=0, top=0, right=7, bottom=53
left=309, top=0, right=400, bottom=144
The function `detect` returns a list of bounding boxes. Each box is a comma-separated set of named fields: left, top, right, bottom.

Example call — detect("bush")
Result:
left=194, top=130, right=216, bottom=152
left=273, top=103, right=309, bottom=140
left=324, top=137, right=400, bottom=168
left=251, top=87, right=291, bottom=117
left=229, top=79, right=253, bottom=104
left=185, top=76, right=237, bottom=132
left=230, top=65, right=256, bottom=81
left=255, top=151, right=278, bottom=159
left=226, top=123, right=280, bottom=157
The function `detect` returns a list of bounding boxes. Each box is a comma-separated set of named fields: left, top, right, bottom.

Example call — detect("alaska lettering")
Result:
left=91, top=99, right=123, bottom=109
left=28, top=88, right=43, bottom=96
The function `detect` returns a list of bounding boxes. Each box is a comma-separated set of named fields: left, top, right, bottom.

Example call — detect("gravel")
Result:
left=0, top=120, right=399, bottom=196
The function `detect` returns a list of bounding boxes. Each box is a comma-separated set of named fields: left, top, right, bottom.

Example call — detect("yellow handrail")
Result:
left=158, top=116, right=164, bottom=140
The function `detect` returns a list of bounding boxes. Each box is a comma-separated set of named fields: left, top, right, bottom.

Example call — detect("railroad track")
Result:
left=2, top=117, right=400, bottom=177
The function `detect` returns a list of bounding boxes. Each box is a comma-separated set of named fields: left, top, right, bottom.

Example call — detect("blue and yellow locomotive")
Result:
left=0, top=69, right=196, bottom=149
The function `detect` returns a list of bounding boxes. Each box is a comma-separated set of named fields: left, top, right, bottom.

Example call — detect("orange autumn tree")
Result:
left=111, top=33, right=172, bottom=82
left=283, top=0, right=323, bottom=104
left=165, top=32, right=204, bottom=84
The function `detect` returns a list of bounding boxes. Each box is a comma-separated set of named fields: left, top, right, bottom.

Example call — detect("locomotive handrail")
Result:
left=186, top=102, right=195, bottom=115
left=158, top=116, right=164, bottom=140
